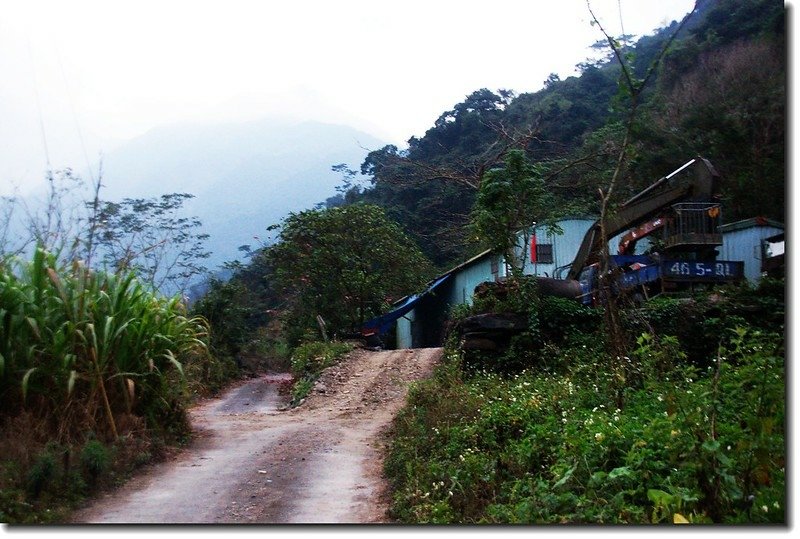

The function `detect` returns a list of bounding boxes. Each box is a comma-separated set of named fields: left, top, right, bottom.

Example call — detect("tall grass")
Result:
left=0, top=247, right=210, bottom=443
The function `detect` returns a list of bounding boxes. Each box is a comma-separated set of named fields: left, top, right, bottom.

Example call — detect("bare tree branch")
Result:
left=585, top=0, right=699, bottom=364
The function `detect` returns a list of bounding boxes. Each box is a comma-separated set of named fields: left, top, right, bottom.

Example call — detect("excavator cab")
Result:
left=661, top=202, right=723, bottom=257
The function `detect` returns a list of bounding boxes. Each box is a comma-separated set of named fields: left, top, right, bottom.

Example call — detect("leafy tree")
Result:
left=0, top=194, right=21, bottom=256
left=1, top=169, right=96, bottom=260
left=93, top=193, right=210, bottom=295
left=581, top=0, right=699, bottom=363
left=359, top=89, right=538, bottom=268
left=192, top=251, right=279, bottom=362
left=471, top=150, right=557, bottom=277
left=318, top=163, right=368, bottom=209
left=268, top=204, right=433, bottom=341
left=1, top=171, right=211, bottom=298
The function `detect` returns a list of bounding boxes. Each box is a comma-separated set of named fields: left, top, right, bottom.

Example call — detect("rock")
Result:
left=459, top=312, right=527, bottom=333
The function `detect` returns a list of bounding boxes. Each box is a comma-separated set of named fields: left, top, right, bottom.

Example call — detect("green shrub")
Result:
left=0, top=247, right=223, bottom=522
left=0, top=248, right=213, bottom=442
left=80, top=439, right=110, bottom=485
left=538, top=296, right=602, bottom=345
left=288, top=340, right=353, bottom=406
left=290, top=378, right=315, bottom=405
left=26, top=449, right=58, bottom=499
left=290, top=341, right=352, bottom=378
left=457, top=278, right=605, bottom=376
left=624, top=280, right=785, bottom=366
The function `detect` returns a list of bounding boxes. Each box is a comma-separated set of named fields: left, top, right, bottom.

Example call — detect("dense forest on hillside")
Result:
left=200, top=0, right=785, bottom=350
left=351, top=0, right=785, bottom=269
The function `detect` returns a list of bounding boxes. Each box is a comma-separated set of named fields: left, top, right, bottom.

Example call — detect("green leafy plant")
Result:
left=386, top=309, right=784, bottom=524
left=80, top=438, right=110, bottom=486
left=26, top=448, right=58, bottom=499
left=269, top=204, right=433, bottom=343
left=0, top=247, right=223, bottom=522
left=287, top=340, right=353, bottom=406
left=471, top=150, right=557, bottom=278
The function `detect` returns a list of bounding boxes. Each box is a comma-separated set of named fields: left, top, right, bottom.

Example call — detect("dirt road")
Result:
left=71, top=347, right=442, bottom=524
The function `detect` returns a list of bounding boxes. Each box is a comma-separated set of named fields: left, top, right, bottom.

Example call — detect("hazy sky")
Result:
left=1, top=0, right=696, bottom=195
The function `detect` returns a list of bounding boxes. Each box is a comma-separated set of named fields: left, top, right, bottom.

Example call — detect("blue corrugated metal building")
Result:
left=515, top=217, right=626, bottom=278
left=394, top=250, right=506, bottom=349
left=393, top=217, right=599, bottom=348
left=383, top=215, right=782, bottom=349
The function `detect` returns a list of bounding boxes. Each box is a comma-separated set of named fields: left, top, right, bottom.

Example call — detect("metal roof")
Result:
left=719, top=216, right=784, bottom=233
left=363, top=273, right=453, bottom=335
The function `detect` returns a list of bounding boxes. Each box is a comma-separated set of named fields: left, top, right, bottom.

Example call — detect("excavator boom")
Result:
left=565, top=157, right=721, bottom=281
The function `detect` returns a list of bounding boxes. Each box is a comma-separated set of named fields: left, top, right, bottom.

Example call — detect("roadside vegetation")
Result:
left=0, top=248, right=234, bottom=523
left=287, top=341, right=353, bottom=407
left=384, top=279, right=785, bottom=524
left=0, top=0, right=784, bottom=526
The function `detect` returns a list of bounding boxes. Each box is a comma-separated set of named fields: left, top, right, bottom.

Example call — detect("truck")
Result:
left=538, top=157, right=744, bottom=306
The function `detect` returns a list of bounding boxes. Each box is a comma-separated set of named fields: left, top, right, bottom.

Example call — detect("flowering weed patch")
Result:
left=386, top=319, right=785, bottom=524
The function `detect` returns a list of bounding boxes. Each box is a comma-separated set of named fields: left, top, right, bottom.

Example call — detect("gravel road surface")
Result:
left=71, top=347, right=441, bottom=524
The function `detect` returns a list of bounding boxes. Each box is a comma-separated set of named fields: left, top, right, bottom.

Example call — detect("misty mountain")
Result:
left=100, top=117, right=385, bottom=271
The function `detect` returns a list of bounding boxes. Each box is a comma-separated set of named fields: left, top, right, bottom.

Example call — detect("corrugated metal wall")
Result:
left=396, top=254, right=502, bottom=348
left=517, top=218, right=629, bottom=277
left=396, top=309, right=415, bottom=349
left=519, top=219, right=591, bottom=277
left=720, top=224, right=784, bottom=284
left=448, top=255, right=503, bottom=306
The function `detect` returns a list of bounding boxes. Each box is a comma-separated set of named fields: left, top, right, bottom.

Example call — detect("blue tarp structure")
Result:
left=362, top=274, right=452, bottom=335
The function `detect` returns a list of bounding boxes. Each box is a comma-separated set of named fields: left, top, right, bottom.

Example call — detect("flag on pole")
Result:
left=530, top=232, right=537, bottom=263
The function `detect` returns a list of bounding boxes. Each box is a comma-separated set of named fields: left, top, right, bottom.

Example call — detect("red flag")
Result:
left=530, top=232, right=537, bottom=263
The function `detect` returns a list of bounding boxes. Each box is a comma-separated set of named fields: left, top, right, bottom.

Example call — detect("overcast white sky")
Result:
left=1, top=0, right=697, bottom=195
